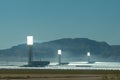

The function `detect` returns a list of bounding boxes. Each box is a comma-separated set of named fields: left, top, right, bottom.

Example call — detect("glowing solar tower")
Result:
left=27, top=36, right=33, bottom=65
left=87, top=52, right=91, bottom=62
left=58, top=49, right=62, bottom=65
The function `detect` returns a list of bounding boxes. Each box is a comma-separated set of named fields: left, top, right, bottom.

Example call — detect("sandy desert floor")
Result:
left=0, top=74, right=102, bottom=80
left=0, top=69, right=119, bottom=80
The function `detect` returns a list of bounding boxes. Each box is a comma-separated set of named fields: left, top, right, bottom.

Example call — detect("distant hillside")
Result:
left=0, top=38, right=120, bottom=62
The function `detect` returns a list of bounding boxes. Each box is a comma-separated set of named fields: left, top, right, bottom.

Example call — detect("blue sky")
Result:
left=0, top=0, right=120, bottom=49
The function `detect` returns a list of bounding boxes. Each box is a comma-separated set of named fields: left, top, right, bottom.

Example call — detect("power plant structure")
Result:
left=57, top=49, right=69, bottom=65
left=24, top=36, right=50, bottom=67
left=87, top=52, right=91, bottom=63
left=58, top=49, right=62, bottom=65
left=27, top=36, right=33, bottom=65
left=87, top=52, right=95, bottom=64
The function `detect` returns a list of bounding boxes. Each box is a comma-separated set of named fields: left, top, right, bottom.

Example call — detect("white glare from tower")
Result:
left=58, top=49, right=62, bottom=55
left=27, top=36, right=33, bottom=45
left=87, top=52, right=90, bottom=57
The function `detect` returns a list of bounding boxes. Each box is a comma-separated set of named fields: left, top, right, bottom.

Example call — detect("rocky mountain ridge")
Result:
left=0, top=38, right=119, bottom=62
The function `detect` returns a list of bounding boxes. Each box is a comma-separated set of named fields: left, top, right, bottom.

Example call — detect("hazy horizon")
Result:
left=0, top=0, right=120, bottom=49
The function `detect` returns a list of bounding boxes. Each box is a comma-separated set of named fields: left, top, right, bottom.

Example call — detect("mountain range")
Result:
left=0, top=38, right=120, bottom=62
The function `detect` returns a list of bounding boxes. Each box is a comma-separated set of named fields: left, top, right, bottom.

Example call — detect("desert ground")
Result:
left=0, top=69, right=119, bottom=80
